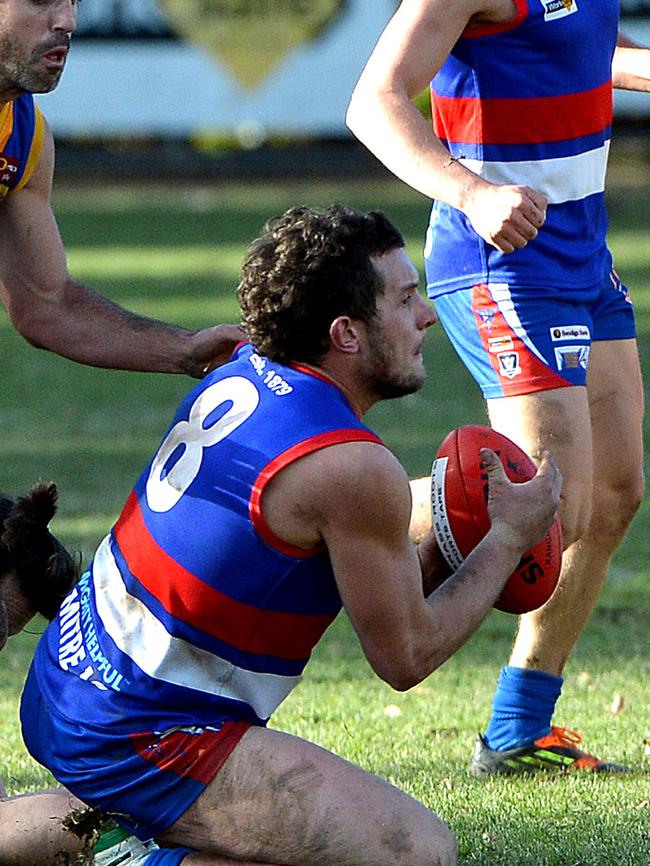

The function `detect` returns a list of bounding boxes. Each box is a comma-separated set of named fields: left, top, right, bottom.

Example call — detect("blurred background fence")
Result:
left=38, top=0, right=650, bottom=181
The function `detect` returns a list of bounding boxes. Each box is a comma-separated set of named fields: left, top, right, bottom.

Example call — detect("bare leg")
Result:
left=0, top=787, right=262, bottom=866
left=157, top=726, right=457, bottom=866
left=488, top=340, right=644, bottom=675
left=0, top=788, right=90, bottom=866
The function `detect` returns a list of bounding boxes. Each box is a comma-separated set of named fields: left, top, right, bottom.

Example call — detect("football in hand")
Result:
left=431, top=425, right=563, bottom=614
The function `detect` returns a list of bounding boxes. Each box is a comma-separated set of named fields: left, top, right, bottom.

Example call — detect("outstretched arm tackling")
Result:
left=0, top=122, right=243, bottom=377
left=346, top=0, right=547, bottom=253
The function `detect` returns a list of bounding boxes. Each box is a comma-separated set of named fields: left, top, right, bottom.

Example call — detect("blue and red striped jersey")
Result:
left=425, top=0, right=618, bottom=295
left=31, top=344, right=384, bottom=733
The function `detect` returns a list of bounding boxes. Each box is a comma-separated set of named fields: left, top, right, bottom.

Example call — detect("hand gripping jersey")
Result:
left=425, top=0, right=618, bottom=297
left=30, top=344, right=383, bottom=735
left=0, top=94, right=45, bottom=200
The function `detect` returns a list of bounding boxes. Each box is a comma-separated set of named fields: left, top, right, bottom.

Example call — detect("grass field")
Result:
left=0, top=173, right=649, bottom=865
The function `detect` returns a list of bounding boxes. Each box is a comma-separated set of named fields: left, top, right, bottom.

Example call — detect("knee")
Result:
left=558, top=484, right=592, bottom=549
left=434, top=827, right=458, bottom=866
left=415, top=819, right=457, bottom=866
left=562, top=471, right=644, bottom=550
left=589, top=472, right=644, bottom=544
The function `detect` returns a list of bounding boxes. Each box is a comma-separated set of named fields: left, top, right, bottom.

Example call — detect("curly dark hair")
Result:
left=237, top=204, right=404, bottom=364
left=0, top=482, right=80, bottom=622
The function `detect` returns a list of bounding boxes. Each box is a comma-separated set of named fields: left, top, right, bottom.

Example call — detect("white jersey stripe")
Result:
left=460, top=140, right=610, bottom=204
left=92, top=535, right=300, bottom=720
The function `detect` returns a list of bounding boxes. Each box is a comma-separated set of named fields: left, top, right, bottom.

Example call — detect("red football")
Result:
left=431, top=425, right=563, bottom=614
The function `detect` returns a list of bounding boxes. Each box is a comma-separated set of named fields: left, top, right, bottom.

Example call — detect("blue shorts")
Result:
left=432, top=271, right=636, bottom=399
left=145, top=848, right=194, bottom=866
left=20, top=664, right=251, bottom=841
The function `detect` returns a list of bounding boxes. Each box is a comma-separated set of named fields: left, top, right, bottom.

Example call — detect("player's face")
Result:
left=361, top=248, right=436, bottom=399
left=0, top=0, right=79, bottom=98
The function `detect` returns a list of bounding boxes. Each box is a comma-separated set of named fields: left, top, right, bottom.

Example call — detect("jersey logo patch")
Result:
left=0, top=155, right=19, bottom=199
left=497, top=351, right=522, bottom=379
left=488, top=335, right=514, bottom=353
left=540, top=0, right=577, bottom=22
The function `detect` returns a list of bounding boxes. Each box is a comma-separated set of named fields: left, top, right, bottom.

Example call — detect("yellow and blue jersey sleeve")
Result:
left=0, top=93, right=45, bottom=200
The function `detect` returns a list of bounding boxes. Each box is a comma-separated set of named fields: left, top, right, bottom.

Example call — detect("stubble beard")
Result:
left=0, top=34, right=65, bottom=95
left=364, top=328, right=425, bottom=401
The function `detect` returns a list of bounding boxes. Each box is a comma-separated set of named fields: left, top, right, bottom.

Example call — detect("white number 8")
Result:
left=146, top=376, right=259, bottom=513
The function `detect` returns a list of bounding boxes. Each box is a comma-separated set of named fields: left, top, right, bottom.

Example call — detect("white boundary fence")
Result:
left=37, top=0, right=650, bottom=138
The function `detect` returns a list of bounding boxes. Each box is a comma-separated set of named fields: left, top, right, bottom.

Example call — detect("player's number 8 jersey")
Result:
left=32, top=344, right=384, bottom=735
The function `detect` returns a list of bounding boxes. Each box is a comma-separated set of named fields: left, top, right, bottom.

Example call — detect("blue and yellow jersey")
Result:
left=0, top=93, right=45, bottom=200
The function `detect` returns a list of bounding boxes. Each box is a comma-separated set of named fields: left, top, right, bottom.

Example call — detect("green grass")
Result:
left=1, top=174, right=649, bottom=865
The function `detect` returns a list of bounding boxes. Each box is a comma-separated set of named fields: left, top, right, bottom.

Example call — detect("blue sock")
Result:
left=483, top=665, right=563, bottom=751
left=144, top=848, right=195, bottom=866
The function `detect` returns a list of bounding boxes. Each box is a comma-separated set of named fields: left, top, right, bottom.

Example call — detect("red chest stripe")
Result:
left=433, top=81, right=612, bottom=145
left=114, top=491, right=334, bottom=660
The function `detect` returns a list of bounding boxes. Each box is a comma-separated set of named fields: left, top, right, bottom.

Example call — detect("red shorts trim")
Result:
left=130, top=721, right=251, bottom=785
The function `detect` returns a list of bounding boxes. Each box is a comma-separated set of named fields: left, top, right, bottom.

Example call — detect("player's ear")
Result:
left=330, top=316, right=362, bottom=354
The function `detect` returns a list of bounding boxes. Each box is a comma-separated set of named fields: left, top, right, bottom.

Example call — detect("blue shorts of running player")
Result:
left=21, top=664, right=253, bottom=842
left=432, top=270, right=636, bottom=399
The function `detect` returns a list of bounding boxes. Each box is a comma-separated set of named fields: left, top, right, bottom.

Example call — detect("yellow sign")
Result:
left=159, top=0, right=348, bottom=90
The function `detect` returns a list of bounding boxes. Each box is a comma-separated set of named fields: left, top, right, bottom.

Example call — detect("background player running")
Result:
left=347, top=0, right=650, bottom=774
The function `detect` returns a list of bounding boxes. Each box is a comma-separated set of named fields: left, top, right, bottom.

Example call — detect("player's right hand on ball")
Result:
left=482, top=448, right=562, bottom=552
left=463, top=183, right=548, bottom=254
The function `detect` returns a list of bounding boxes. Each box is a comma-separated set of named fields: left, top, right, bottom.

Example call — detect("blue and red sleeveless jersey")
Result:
left=0, top=93, right=45, bottom=199
left=425, top=0, right=618, bottom=296
left=31, top=344, right=384, bottom=733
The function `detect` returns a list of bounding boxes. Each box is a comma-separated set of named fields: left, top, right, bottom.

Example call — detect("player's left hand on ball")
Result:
left=482, top=448, right=562, bottom=553
left=186, top=323, right=246, bottom=378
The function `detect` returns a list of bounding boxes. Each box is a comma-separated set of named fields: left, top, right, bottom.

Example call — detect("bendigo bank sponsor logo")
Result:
left=550, top=324, right=590, bottom=342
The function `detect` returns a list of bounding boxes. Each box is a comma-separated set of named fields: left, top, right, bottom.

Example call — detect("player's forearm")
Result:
left=422, top=526, right=523, bottom=670
left=10, top=278, right=201, bottom=375
left=365, top=526, right=523, bottom=691
left=346, top=89, right=487, bottom=210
